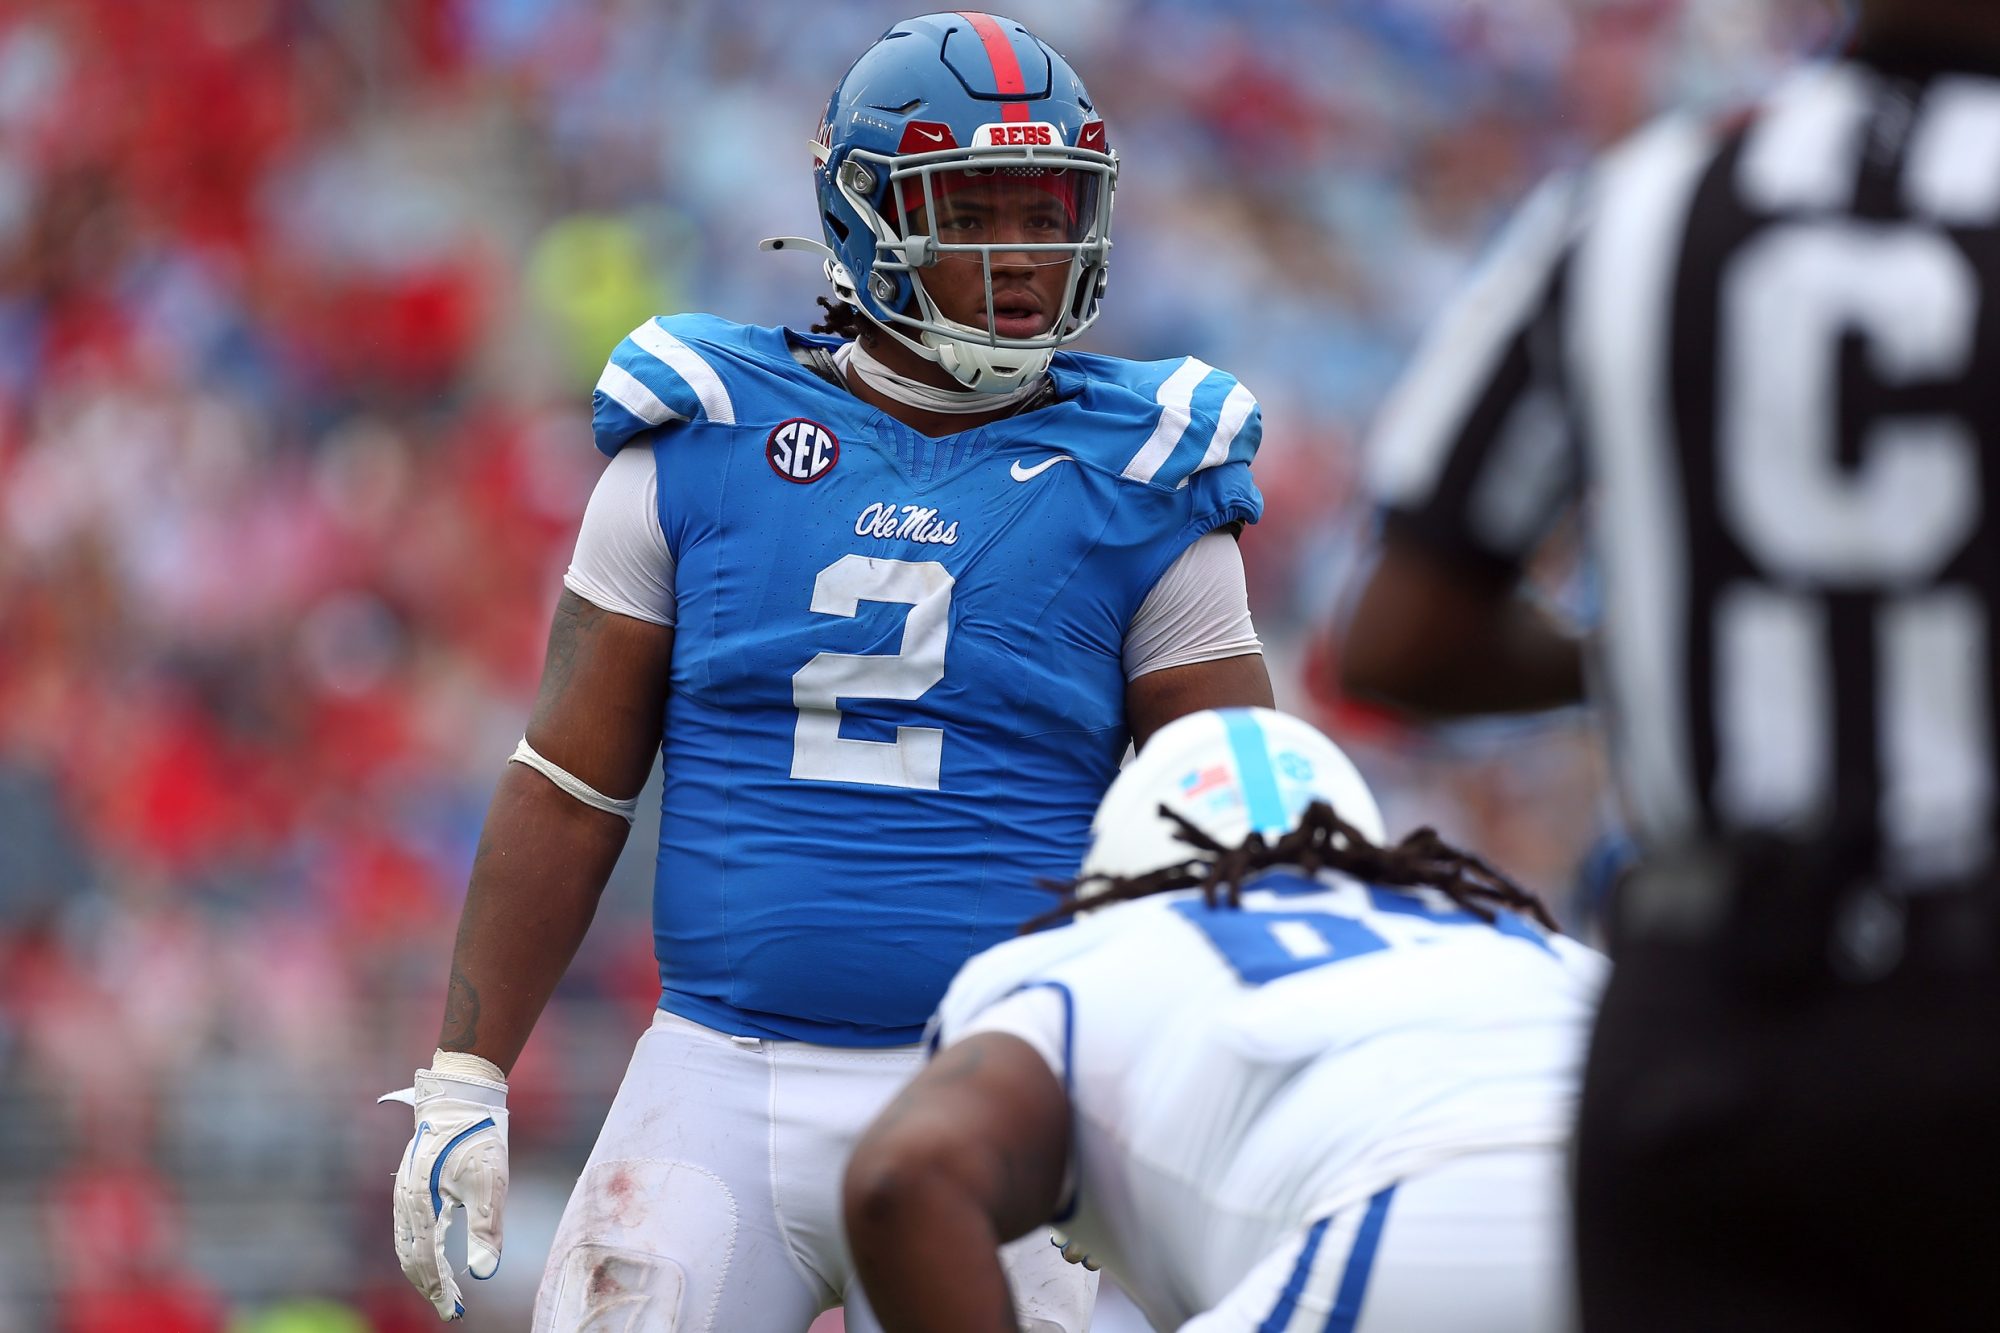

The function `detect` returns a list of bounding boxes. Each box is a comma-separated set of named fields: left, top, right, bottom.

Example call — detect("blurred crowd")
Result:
left=0, top=1, right=1836, bottom=1327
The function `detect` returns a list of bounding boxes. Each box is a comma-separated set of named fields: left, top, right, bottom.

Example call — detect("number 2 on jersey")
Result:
left=791, top=555, right=954, bottom=790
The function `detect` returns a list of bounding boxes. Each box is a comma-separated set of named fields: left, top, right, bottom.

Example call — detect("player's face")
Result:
left=905, top=173, right=1087, bottom=340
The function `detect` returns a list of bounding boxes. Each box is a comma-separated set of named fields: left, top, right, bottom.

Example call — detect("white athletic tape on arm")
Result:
left=431, top=1049, right=507, bottom=1087
left=508, top=738, right=641, bottom=823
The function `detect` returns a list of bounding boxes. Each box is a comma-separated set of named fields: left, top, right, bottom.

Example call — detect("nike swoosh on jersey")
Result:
left=1011, top=456, right=1075, bottom=482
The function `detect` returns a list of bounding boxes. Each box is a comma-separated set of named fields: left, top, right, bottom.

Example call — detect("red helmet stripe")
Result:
left=956, top=11, right=1032, bottom=122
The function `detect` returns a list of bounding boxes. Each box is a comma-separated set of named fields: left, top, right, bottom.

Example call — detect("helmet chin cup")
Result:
left=856, top=312, right=1051, bottom=396
left=929, top=331, right=1054, bottom=394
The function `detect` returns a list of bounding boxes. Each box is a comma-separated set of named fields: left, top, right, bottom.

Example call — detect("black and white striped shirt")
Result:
left=1372, top=47, right=2000, bottom=886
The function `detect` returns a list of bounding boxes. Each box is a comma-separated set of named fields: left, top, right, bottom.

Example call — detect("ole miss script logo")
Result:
left=767, top=418, right=839, bottom=484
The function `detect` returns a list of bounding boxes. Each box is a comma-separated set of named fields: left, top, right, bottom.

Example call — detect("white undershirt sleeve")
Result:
left=1121, top=528, right=1263, bottom=682
left=563, top=445, right=677, bottom=626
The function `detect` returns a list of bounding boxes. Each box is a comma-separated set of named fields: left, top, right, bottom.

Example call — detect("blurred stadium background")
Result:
left=0, top=1, right=1839, bottom=1328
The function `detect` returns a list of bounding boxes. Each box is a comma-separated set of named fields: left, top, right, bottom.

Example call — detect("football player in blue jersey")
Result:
left=383, top=12, right=1273, bottom=1331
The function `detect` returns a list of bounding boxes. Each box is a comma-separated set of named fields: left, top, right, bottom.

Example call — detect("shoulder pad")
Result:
left=590, top=315, right=792, bottom=456
left=1054, top=352, right=1263, bottom=492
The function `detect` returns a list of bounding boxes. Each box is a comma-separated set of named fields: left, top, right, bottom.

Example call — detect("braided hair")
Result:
left=810, top=296, right=868, bottom=340
left=1024, top=800, right=1559, bottom=934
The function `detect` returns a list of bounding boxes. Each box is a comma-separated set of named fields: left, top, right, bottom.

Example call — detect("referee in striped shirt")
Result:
left=1342, top=2, right=2000, bottom=1328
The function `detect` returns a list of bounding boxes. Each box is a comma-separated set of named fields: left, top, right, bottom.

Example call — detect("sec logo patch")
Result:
left=767, top=418, right=839, bottom=484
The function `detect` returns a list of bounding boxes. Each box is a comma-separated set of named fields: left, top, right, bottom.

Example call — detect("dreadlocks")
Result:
left=811, top=296, right=867, bottom=340
left=1024, top=800, right=1559, bottom=934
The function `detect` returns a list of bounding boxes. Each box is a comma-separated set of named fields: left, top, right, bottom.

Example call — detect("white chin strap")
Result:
left=839, top=338, right=1048, bottom=415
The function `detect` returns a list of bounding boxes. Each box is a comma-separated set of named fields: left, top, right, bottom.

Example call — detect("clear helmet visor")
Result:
left=903, top=167, right=1101, bottom=247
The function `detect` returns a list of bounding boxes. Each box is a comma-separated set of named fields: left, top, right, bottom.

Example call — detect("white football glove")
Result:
left=381, top=1053, right=510, bottom=1321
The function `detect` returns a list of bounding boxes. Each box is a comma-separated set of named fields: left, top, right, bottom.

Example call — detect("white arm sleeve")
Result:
left=563, top=446, right=677, bottom=626
left=1121, top=529, right=1262, bottom=681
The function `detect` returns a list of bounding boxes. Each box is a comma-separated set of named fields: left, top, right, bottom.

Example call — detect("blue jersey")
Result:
left=590, top=315, right=1263, bottom=1044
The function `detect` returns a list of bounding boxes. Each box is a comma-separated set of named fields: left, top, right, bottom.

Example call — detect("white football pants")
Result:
left=533, top=1008, right=1097, bottom=1331
left=1181, top=1147, right=1576, bottom=1333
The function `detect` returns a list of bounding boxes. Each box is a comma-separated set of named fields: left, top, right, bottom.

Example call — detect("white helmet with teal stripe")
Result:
left=1083, top=708, right=1385, bottom=881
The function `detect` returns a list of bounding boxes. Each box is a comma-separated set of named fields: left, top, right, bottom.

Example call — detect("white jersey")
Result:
left=934, top=869, right=1607, bottom=1330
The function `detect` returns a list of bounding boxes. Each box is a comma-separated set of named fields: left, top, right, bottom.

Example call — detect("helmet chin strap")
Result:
left=840, top=334, right=1049, bottom=416
left=762, top=236, right=1054, bottom=408
left=925, top=326, right=1056, bottom=395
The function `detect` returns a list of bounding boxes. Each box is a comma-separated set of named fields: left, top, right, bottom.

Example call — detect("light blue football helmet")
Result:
left=774, top=12, right=1117, bottom=393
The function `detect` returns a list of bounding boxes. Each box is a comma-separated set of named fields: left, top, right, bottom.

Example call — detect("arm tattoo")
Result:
left=439, top=969, right=482, bottom=1051
left=540, top=593, right=609, bottom=702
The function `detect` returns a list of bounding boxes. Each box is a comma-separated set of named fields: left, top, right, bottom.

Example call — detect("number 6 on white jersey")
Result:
left=792, top=555, right=954, bottom=790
